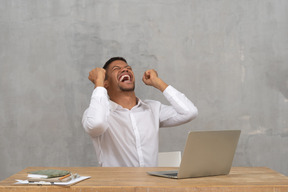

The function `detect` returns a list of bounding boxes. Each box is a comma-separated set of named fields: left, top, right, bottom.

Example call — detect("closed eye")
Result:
left=126, top=67, right=132, bottom=70
left=112, top=65, right=132, bottom=71
left=112, top=66, right=121, bottom=71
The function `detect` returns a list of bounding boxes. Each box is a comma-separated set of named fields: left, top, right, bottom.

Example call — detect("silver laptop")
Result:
left=147, top=130, right=241, bottom=179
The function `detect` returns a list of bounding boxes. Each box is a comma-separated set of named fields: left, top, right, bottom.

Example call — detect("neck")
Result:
left=109, top=91, right=137, bottom=110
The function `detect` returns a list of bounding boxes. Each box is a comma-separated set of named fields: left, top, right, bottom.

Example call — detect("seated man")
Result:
left=82, top=57, right=198, bottom=167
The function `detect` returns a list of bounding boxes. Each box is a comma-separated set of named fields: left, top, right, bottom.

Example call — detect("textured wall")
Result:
left=0, top=0, right=288, bottom=180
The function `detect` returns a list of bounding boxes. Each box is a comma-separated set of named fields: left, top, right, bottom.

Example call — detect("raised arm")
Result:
left=142, top=69, right=198, bottom=127
left=159, top=85, right=198, bottom=127
left=82, top=68, right=109, bottom=137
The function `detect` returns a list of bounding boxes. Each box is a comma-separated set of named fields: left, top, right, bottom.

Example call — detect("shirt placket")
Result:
left=129, top=112, right=144, bottom=167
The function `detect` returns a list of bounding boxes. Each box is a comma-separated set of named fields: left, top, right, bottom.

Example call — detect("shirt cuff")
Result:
left=92, top=86, right=108, bottom=98
left=163, top=85, right=177, bottom=98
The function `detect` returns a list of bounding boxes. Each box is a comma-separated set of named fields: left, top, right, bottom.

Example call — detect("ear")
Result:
left=104, top=80, right=109, bottom=89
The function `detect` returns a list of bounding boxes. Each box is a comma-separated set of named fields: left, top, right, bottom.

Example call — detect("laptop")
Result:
left=147, top=130, right=241, bottom=179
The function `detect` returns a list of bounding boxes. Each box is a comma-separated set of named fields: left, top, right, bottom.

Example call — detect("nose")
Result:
left=121, top=67, right=129, bottom=73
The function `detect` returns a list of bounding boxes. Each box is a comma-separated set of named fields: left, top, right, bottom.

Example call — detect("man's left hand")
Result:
left=142, top=69, right=168, bottom=92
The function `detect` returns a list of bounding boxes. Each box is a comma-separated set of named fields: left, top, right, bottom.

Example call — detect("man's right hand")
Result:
left=88, top=68, right=106, bottom=88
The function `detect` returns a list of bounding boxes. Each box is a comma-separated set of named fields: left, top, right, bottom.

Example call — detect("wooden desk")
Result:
left=1, top=167, right=288, bottom=192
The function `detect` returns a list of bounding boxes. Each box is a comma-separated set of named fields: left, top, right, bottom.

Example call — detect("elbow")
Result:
left=83, top=118, right=108, bottom=137
left=185, top=106, right=198, bottom=122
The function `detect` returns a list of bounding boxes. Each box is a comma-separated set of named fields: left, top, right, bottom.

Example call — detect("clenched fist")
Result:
left=88, top=68, right=106, bottom=88
left=142, top=69, right=168, bottom=92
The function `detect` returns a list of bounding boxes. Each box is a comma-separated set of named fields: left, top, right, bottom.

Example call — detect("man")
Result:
left=82, top=57, right=198, bottom=167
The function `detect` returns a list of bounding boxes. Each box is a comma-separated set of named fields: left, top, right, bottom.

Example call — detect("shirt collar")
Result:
left=109, top=97, right=150, bottom=112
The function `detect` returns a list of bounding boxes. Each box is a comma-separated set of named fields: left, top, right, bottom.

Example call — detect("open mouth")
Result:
left=119, top=74, right=132, bottom=82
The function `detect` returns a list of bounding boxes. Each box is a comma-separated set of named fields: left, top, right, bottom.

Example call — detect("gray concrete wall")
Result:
left=0, top=0, right=287, bottom=180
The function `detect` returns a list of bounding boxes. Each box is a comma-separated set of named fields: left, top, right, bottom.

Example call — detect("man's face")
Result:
left=105, top=60, right=135, bottom=92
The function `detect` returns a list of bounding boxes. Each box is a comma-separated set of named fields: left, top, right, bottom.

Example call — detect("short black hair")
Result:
left=103, top=57, right=127, bottom=70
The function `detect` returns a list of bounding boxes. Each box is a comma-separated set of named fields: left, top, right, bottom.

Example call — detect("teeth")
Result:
left=120, top=75, right=130, bottom=82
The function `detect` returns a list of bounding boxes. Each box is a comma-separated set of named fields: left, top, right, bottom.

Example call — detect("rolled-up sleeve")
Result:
left=82, top=87, right=110, bottom=137
left=159, top=85, right=198, bottom=127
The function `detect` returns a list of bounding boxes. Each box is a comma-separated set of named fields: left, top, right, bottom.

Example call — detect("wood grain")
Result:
left=0, top=167, right=288, bottom=192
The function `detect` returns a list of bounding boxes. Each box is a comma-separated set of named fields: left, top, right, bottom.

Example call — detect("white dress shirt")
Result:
left=82, top=85, right=198, bottom=167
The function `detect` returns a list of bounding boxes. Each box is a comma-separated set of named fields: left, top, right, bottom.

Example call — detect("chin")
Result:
left=119, top=82, right=135, bottom=92
left=120, top=87, right=135, bottom=92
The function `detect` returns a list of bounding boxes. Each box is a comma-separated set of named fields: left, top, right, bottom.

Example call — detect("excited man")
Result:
left=82, top=57, right=198, bottom=167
